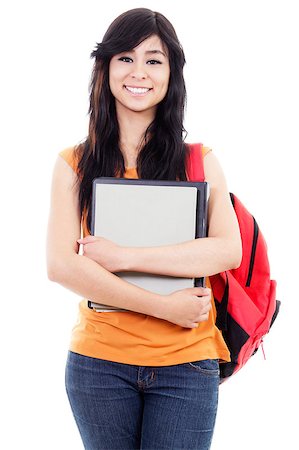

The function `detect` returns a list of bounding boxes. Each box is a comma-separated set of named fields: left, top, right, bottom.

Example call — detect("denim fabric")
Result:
left=65, top=351, right=219, bottom=450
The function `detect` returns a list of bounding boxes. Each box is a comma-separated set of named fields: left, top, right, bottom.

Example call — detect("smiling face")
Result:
left=109, top=35, right=170, bottom=119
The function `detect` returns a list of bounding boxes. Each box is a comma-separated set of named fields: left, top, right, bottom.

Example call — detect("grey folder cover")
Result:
left=88, top=178, right=209, bottom=312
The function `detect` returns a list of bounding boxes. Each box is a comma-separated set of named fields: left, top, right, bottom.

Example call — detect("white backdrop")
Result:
left=1, top=0, right=298, bottom=449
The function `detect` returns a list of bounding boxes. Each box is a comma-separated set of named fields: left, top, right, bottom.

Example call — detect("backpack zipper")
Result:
left=245, top=217, right=259, bottom=287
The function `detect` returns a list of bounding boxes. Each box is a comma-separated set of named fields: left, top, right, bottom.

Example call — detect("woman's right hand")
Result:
left=159, top=287, right=212, bottom=329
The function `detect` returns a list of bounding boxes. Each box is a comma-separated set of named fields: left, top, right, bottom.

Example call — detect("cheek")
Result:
left=109, top=80, right=116, bottom=99
left=159, top=73, right=170, bottom=96
left=109, top=62, right=124, bottom=91
left=160, top=68, right=170, bottom=89
left=108, top=65, right=114, bottom=94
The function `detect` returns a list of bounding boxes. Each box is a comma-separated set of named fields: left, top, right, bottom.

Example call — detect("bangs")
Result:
left=91, top=10, right=160, bottom=60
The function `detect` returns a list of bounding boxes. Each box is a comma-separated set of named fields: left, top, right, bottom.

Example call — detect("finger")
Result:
left=198, top=298, right=212, bottom=311
left=186, top=287, right=211, bottom=296
left=199, top=303, right=212, bottom=314
left=77, top=235, right=97, bottom=244
left=194, top=291, right=211, bottom=301
left=198, top=312, right=209, bottom=322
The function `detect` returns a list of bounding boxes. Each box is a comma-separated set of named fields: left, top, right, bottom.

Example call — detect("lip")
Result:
left=124, top=85, right=153, bottom=95
left=125, top=85, right=152, bottom=89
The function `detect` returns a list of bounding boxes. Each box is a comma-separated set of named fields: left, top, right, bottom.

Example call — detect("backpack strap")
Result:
left=212, top=272, right=229, bottom=331
left=186, top=143, right=205, bottom=181
left=187, top=142, right=229, bottom=331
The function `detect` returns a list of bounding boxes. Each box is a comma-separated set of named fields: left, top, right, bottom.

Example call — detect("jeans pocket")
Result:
left=187, top=359, right=220, bottom=376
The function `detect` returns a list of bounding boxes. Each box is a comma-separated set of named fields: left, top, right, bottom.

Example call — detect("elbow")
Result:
left=47, top=261, right=63, bottom=283
left=227, top=239, right=242, bottom=270
left=47, top=257, right=74, bottom=283
left=229, top=252, right=242, bottom=270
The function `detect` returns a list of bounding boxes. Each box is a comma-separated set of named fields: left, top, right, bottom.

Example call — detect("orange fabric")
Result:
left=58, top=145, right=230, bottom=365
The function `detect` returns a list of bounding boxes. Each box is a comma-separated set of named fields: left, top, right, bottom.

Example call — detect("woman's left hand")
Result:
left=77, top=235, right=127, bottom=272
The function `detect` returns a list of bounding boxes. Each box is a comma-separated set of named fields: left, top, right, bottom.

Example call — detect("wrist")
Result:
left=121, top=246, right=137, bottom=271
left=149, top=294, right=169, bottom=321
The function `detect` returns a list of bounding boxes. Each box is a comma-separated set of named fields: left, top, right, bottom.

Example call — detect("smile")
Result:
left=124, top=86, right=152, bottom=95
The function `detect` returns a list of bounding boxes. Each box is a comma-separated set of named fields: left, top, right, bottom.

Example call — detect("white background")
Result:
left=1, top=0, right=298, bottom=449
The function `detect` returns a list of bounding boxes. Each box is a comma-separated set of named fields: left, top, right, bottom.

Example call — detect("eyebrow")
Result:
left=145, top=50, right=167, bottom=57
left=123, top=49, right=167, bottom=58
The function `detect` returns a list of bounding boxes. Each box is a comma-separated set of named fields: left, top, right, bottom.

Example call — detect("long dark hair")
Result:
left=75, top=8, right=190, bottom=231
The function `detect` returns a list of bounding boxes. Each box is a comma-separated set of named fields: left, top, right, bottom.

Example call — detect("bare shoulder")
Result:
left=49, top=155, right=80, bottom=227
left=52, top=153, right=79, bottom=191
left=203, top=150, right=228, bottom=192
left=47, top=155, right=81, bottom=263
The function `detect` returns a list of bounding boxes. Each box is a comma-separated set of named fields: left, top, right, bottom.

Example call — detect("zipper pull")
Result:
left=261, top=339, right=266, bottom=360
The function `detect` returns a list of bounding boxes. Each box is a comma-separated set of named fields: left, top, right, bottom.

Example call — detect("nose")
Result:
left=129, top=62, right=148, bottom=80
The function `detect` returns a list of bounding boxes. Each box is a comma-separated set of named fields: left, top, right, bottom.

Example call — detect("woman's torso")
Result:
left=59, top=145, right=230, bottom=366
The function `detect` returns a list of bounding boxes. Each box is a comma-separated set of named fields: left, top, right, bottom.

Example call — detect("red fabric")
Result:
left=187, top=144, right=279, bottom=381
left=186, top=143, right=205, bottom=181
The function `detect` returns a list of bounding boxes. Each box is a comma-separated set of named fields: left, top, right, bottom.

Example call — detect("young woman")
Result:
left=47, top=8, right=242, bottom=450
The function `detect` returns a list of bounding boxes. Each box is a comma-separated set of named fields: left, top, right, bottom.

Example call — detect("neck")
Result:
left=116, top=103, right=156, bottom=168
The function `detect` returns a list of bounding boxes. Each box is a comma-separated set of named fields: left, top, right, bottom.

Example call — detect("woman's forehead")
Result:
left=131, top=35, right=168, bottom=56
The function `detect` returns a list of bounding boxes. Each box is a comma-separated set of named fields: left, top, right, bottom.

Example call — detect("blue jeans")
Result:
left=65, top=351, right=220, bottom=450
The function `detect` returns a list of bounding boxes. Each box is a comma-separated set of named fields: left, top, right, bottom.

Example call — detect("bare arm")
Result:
left=46, top=156, right=211, bottom=328
left=80, top=152, right=242, bottom=277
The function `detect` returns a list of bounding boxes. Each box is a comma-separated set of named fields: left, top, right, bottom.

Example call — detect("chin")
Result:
left=115, top=97, right=157, bottom=115
left=125, top=103, right=156, bottom=114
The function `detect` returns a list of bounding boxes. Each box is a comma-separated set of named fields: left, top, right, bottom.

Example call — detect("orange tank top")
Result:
left=59, top=145, right=230, bottom=366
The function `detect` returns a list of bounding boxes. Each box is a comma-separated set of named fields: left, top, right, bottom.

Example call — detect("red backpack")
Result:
left=187, top=143, right=280, bottom=382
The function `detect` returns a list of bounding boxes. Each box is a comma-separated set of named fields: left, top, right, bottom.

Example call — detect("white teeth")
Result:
left=125, top=86, right=150, bottom=94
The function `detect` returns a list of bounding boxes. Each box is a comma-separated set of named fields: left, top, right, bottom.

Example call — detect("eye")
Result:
left=118, top=56, right=133, bottom=63
left=147, top=59, right=162, bottom=65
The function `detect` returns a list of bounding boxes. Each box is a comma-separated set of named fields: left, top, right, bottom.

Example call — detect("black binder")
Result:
left=88, top=177, right=209, bottom=311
